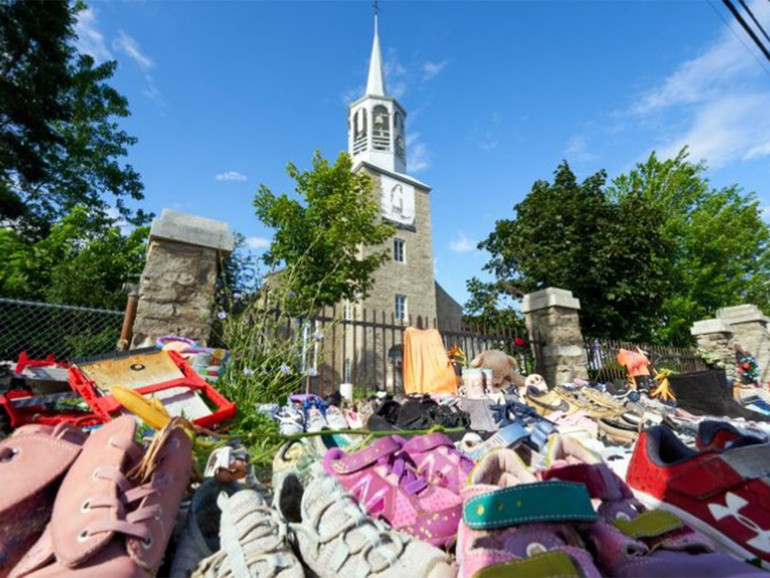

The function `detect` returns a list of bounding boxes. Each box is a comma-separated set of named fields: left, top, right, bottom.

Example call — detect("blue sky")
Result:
left=77, top=0, right=770, bottom=306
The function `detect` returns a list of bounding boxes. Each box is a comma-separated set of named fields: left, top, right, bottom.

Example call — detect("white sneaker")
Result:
left=276, top=406, right=304, bottom=436
left=325, top=406, right=349, bottom=430
left=304, top=407, right=327, bottom=433
left=274, top=463, right=455, bottom=578
left=193, top=488, right=303, bottom=578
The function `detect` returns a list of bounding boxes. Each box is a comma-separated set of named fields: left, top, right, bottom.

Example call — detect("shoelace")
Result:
left=80, top=434, right=171, bottom=546
left=209, top=500, right=295, bottom=578
left=298, top=477, right=405, bottom=574
left=382, top=452, right=427, bottom=495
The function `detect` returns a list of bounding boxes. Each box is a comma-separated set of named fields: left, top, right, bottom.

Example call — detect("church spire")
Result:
left=365, top=8, right=386, bottom=97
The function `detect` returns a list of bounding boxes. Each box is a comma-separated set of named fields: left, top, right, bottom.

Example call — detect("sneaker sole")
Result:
left=634, top=489, right=770, bottom=570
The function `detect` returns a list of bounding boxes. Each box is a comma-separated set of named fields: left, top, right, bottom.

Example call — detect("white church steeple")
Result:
left=348, top=9, right=407, bottom=174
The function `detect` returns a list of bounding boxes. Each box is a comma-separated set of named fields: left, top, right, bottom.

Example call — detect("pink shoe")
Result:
left=323, top=436, right=462, bottom=548
left=458, top=448, right=601, bottom=578
left=542, top=435, right=762, bottom=577
left=0, top=424, right=87, bottom=576
left=395, top=433, right=474, bottom=494
left=11, top=416, right=192, bottom=577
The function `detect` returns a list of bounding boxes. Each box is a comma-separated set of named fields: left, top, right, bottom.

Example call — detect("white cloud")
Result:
left=341, top=85, right=365, bottom=105
left=762, top=206, right=770, bottom=222
left=244, top=236, right=270, bottom=250
left=75, top=8, right=111, bottom=62
left=112, top=31, right=154, bottom=70
left=143, top=75, right=162, bottom=101
left=406, top=133, right=430, bottom=173
left=385, top=50, right=408, bottom=99
left=422, top=60, right=448, bottom=81
left=215, top=171, right=247, bottom=182
left=470, top=113, right=501, bottom=151
left=565, top=135, right=598, bottom=162
left=449, top=232, right=478, bottom=254
left=630, top=0, right=770, bottom=167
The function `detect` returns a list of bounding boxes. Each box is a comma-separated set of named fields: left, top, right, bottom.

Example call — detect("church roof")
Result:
left=354, top=160, right=432, bottom=191
left=365, top=15, right=387, bottom=97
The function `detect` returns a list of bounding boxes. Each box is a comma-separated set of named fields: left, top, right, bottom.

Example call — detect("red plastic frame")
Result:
left=0, top=389, right=102, bottom=429
left=14, top=352, right=69, bottom=375
left=67, top=350, right=237, bottom=428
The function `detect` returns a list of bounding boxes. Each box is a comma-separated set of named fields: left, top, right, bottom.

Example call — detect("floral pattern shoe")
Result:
left=542, top=435, right=763, bottom=577
left=458, top=448, right=600, bottom=578
left=323, top=436, right=462, bottom=547
left=395, top=432, right=475, bottom=494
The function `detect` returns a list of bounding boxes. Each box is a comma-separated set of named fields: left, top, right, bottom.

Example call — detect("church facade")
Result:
left=344, top=14, right=463, bottom=329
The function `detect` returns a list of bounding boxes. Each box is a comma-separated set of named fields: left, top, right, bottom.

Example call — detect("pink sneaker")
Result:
left=458, top=448, right=601, bottom=578
left=323, top=436, right=462, bottom=548
left=0, top=424, right=87, bottom=576
left=395, top=433, right=474, bottom=494
left=11, top=416, right=192, bottom=577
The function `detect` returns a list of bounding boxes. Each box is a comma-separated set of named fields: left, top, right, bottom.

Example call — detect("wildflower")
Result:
left=217, top=311, right=227, bottom=320
left=280, top=364, right=291, bottom=374
left=243, top=367, right=254, bottom=377
left=514, top=337, right=525, bottom=347
left=353, top=291, right=363, bottom=300
left=313, top=330, right=324, bottom=340
left=288, top=290, right=296, bottom=298
left=233, top=292, right=243, bottom=301
left=308, top=367, right=319, bottom=377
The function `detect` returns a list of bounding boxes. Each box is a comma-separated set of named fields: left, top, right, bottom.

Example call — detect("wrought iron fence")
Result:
left=0, top=298, right=124, bottom=362
left=301, top=307, right=538, bottom=396
left=583, top=336, right=707, bottom=384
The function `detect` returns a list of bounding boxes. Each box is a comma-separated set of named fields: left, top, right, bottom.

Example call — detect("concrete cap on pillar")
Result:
left=716, top=304, right=769, bottom=326
left=149, top=209, right=234, bottom=255
left=521, top=287, right=581, bottom=314
left=691, top=318, right=732, bottom=336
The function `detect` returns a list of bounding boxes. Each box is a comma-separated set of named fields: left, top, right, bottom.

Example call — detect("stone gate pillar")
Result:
left=690, top=318, right=734, bottom=381
left=521, top=287, right=588, bottom=388
left=717, top=304, right=770, bottom=384
left=130, top=210, right=233, bottom=348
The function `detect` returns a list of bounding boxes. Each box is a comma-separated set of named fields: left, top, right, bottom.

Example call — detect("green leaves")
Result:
left=474, top=150, right=770, bottom=345
left=254, top=151, right=395, bottom=311
left=0, top=0, right=146, bottom=237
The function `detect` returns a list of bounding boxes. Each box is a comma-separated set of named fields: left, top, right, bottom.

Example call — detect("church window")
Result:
left=372, top=105, right=390, bottom=151
left=353, top=109, right=367, bottom=154
left=393, top=238, right=405, bottom=263
left=395, top=294, right=407, bottom=321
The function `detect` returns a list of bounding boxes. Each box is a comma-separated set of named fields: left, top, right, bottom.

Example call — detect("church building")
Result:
left=345, top=13, right=463, bottom=329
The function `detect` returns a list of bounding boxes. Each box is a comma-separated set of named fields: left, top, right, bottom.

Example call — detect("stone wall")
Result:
left=357, top=169, right=437, bottom=324
left=522, top=288, right=588, bottom=387
left=691, top=304, right=770, bottom=383
left=435, top=281, right=464, bottom=329
left=130, top=210, right=232, bottom=348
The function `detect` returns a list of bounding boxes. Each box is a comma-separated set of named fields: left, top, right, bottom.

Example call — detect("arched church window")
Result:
left=372, top=105, right=390, bottom=151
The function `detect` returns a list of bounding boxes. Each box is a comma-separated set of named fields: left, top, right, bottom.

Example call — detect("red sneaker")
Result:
left=627, top=426, right=770, bottom=569
left=696, top=420, right=766, bottom=452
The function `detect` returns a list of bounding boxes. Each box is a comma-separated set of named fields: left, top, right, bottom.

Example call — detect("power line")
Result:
left=738, top=0, right=770, bottom=45
left=708, top=0, right=770, bottom=77
left=722, top=0, right=770, bottom=63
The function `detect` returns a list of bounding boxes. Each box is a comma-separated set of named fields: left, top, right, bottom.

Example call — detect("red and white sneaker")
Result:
left=627, top=425, right=770, bottom=569
left=696, top=420, right=766, bottom=452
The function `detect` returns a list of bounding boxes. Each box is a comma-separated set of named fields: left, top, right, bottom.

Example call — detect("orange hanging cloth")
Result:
left=403, top=327, right=459, bottom=395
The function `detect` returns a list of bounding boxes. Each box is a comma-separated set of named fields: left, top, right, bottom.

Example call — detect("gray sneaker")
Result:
left=274, top=463, right=455, bottom=578
left=192, top=488, right=303, bottom=578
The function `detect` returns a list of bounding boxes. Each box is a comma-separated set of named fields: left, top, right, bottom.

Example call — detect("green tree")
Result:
left=0, top=207, right=148, bottom=309
left=470, top=161, right=673, bottom=342
left=254, top=152, right=395, bottom=311
left=0, top=0, right=146, bottom=237
left=608, top=149, right=770, bottom=344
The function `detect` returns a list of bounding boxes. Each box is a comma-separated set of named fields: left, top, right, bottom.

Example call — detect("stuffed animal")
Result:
left=470, top=349, right=526, bottom=392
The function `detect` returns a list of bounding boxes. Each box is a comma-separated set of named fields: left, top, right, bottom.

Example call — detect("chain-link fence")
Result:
left=0, top=298, right=124, bottom=362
